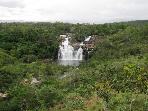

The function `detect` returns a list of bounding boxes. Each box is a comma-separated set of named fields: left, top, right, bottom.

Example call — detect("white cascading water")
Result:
left=58, top=37, right=83, bottom=66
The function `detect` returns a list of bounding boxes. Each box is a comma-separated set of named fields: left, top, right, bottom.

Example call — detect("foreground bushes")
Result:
left=0, top=79, right=63, bottom=111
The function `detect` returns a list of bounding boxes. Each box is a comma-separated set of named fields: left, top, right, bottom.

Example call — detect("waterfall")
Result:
left=58, top=37, right=83, bottom=66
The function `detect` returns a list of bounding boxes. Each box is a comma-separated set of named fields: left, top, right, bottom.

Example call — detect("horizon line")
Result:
left=0, top=19, right=148, bottom=24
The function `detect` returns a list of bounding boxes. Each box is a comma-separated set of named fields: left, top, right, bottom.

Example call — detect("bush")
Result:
left=37, top=85, right=63, bottom=107
left=108, top=93, right=148, bottom=111
left=0, top=85, right=40, bottom=111
left=64, top=93, right=84, bottom=110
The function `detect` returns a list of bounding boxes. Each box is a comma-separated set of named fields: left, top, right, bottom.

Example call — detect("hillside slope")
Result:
left=0, top=22, right=147, bottom=111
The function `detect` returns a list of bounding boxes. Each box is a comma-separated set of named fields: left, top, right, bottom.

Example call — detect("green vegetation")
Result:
left=0, top=21, right=148, bottom=111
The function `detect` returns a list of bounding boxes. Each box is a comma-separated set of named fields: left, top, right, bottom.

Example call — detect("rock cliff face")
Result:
left=58, top=35, right=97, bottom=64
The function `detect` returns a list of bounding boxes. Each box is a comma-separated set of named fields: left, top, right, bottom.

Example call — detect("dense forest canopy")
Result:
left=0, top=22, right=127, bottom=62
left=0, top=21, right=148, bottom=111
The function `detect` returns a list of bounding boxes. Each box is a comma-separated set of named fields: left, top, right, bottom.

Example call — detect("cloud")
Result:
left=0, top=0, right=148, bottom=23
left=0, top=0, right=25, bottom=8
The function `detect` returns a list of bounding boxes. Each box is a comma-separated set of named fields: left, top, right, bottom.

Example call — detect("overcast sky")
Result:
left=0, top=0, right=148, bottom=23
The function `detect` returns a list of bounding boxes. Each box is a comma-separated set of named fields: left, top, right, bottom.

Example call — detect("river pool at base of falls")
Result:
left=58, top=60, right=82, bottom=66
